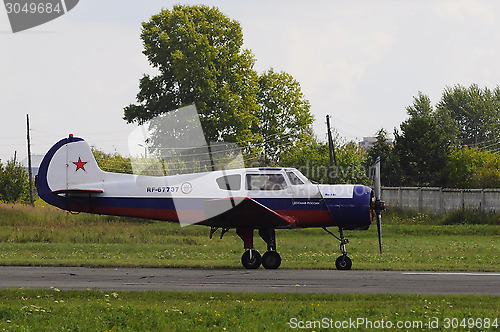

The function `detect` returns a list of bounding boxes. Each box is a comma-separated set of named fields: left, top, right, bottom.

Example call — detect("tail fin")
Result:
left=36, top=135, right=104, bottom=209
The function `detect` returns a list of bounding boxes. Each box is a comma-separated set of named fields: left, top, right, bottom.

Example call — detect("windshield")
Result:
left=286, top=171, right=304, bottom=185
left=287, top=169, right=311, bottom=184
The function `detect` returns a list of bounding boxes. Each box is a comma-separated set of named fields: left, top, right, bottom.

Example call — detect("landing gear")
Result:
left=262, top=250, right=281, bottom=269
left=335, top=255, right=352, bottom=270
left=259, top=229, right=281, bottom=269
left=323, top=227, right=352, bottom=270
left=236, top=228, right=282, bottom=269
left=241, top=249, right=261, bottom=269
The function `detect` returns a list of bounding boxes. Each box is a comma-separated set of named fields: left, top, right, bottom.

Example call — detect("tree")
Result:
left=281, top=135, right=370, bottom=185
left=257, top=69, right=314, bottom=165
left=436, top=84, right=500, bottom=147
left=406, top=92, right=433, bottom=117
left=442, top=146, right=500, bottom=188
left=92, top=148, right=133, bottom=174
left=335, top=140, right=369, bottom=185
left=0, top=158, right=30, bottom=203
left=394, top=92, right=453, bottom=186
left=280, top=138, right=330, bottom=183
left=365, top=129, right=400, bottom=186
left=123, top=5, right=261, bottom=147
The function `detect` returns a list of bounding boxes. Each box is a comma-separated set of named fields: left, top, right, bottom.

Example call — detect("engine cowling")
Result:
left=318, top=184, right=373, bottom=230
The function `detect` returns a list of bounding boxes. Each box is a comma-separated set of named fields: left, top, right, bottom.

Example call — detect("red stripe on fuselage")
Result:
left=66, top=203, right=335, bottom=228
left=67, top=204, right=180, bottom=222
left=277, top=210, right=334, bottom=227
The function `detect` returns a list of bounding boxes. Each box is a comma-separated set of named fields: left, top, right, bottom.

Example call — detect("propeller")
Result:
left=373, top=157, right=385, bottom=254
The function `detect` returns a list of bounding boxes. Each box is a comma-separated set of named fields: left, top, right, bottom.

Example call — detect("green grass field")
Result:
left=0, top=289, right=498, bottom=331
left=0, top=203, right=498, bottom=271
left=0, top=203, right=498, bottom=331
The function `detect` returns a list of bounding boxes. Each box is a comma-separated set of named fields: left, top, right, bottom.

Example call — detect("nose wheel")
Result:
left=323, top=227, right=353, bottom=270
left=335, top=255, right=352, bottom=270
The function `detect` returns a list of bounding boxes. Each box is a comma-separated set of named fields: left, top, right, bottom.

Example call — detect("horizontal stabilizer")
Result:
left=51, top=189, right=104, bottom=195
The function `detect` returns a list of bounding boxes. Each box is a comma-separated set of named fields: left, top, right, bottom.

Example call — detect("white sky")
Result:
left=1, top=0, right=500, bottom=163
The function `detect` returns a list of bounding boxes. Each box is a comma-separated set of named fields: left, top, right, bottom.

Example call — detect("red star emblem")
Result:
left=73, top=157, right=88, bottom=172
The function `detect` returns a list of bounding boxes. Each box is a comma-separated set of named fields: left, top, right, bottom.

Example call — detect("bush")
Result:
left=439, top=209, right=500, bottom=225
left=385, top=206, right=500, bottom=225
left=0, top=158, right=30, bottom=204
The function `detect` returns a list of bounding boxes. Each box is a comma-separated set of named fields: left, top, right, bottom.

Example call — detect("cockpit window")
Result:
left=246, top=174, right=288, bottom=191
left=216, top=174, right=241, bottom=191
left=286, top=171, right=304, bottom=185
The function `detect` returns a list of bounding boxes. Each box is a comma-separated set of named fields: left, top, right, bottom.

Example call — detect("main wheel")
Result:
left=262, top=251, right=281, bottom=269
left=335, top=255, right=352, bottom=270
left=241, top=249, right=261, bottom=269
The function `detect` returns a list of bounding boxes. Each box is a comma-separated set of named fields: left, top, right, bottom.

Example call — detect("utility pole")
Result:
left=326, top=115, right=338, bottom=184
left=26, top=114, right=34, bottom=206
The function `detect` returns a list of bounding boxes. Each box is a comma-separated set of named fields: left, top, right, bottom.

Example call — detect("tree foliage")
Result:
left=436, top=84, right=500, bottom=147
left=0, top=159, right=30, bottom=204
left=365, top=129, right=400, bottom=186
left=92, top=149, right=133, bottom=174
left=124, top=5, right=260, bottom=146
left=257, top=69, right=314, bottom=165
left=335, top=141, right=369, bottom=185
left=280, top=139, right=329, bottom=183
left=393, top=92, right=454, bottom=186
left=383, top=86, right=500, bottom=188
left=120, top=5, right=500, bottom=189
left=281, top=136, right=370, bottom=185
left=124, top=5, right=316, bottom=169
left=442, top=146, right=500, bottom=188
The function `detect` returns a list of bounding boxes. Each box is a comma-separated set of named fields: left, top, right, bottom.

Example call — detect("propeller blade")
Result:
left=374, top=156, right=381, bottom=200
left=376, top=214, right=382, bottom=254
left=374, top=157, right=384, bottom=254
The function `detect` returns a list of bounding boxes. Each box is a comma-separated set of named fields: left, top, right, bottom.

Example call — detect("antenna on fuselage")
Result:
left=326, top=115, right=338, bottom=184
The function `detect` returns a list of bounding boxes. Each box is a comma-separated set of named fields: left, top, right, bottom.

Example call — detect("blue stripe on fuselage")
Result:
left=60, top=190, right=372, bottom=229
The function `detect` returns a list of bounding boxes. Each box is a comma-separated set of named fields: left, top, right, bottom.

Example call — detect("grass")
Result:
left=0, top=289, right=497, bottom=331
left=384, top=206, right=500, bottom=225
left=0, top=203, right=498, bottom=271
left=0, top=203, right=498, bottom=331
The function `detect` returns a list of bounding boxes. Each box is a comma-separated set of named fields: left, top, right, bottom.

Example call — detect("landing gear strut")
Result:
left=236, top=228, right=281, bottom=269
left=236, top=228, right=260, bottom=269
left=259, top=229, right=281, bottom=269
left=323, top=227, right=352, bottom=270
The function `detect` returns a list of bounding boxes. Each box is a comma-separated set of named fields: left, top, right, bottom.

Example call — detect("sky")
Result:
left=1, top=0, right=500, bottom=163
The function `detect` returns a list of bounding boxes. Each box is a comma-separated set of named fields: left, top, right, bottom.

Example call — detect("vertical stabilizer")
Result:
left=36, top=135, right=104, bottom=209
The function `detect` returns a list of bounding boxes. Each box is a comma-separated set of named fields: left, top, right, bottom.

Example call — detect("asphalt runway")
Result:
left=1, top=267, right=499, bottom=295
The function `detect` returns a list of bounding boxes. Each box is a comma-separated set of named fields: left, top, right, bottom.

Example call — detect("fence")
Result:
left=381, top=187, right=500, bottom=213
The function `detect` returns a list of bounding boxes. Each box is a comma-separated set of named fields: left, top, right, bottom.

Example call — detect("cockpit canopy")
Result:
left=215, top=168, right=310, bottom=192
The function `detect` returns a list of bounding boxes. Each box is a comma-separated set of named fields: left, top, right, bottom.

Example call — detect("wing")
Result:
left=204, top=197, right=296, bottom=228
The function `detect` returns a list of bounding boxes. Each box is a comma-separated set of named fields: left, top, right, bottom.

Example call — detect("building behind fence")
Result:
left=382, top=187, right=500, bottom=213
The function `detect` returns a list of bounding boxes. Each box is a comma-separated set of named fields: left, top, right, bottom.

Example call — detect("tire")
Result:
left=335, top=255, right=352, bottom=270
left=262, top=251, right=281, bottom=269
left=241, top=249, right=261, bottom=269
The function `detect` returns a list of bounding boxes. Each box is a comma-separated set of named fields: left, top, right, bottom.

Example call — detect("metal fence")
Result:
left=381, top=187, right=500, bottom=212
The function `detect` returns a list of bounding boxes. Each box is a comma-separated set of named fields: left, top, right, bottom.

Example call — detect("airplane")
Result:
left=35, top=134, right=385, bottom=270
